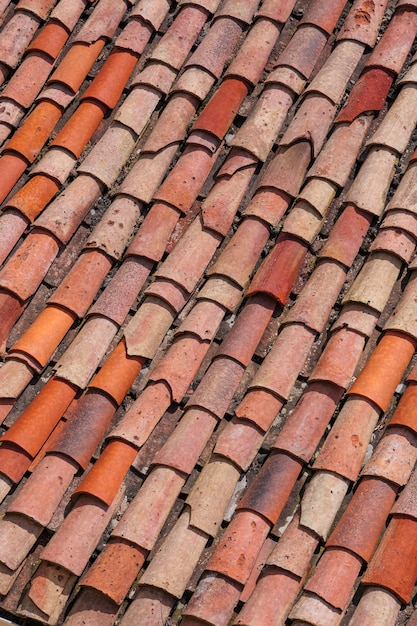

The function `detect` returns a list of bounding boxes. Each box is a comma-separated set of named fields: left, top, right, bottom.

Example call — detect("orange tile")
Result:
left=305, top=547, right=363, bottom=610
left=4, top=100, right=61, bottom=163
left=0, top=378, right=77, bottom=458
left=27, top=21, right=69, bottom=58
left=388, top=381, right=417, bottom=432
left=336, top=68, right=394, bottom=124
left=192, top=78, right=248, bottom=139
left=237, top=452, right=303, bottom=523
left=361, top=516, right=417, bottom=603
left=89, top=339, right=145, bottom=405
left=0, top=153, right=28, bottom=203
left=235, top=389, right=284, bottom=433
left=4, top=174, right=60, bottom=221
left=82, top=49, right=138, bottom=109
left=310, top=328, right=366, bottom=389
left=79, top=539, right=147, bottom=605
left=72, top=440, right=137, bottom=506
left=0, top=290, right=24, bottom=352
left=49, top=249, right=113, bottom=317
left=348, top=331, right=417, bottom=412
left=0, top=442, right=32, bottom=483
left=50, top=100, right=107, bottom=158
left=206, top=510, right=272, bottom=584
left=10, top=305, right=76, bottom=368
left=127, top=202, right=181, bottom=262
left=48, top=40, right=105, bottom=93
left=0, top=230, right=60, bottom=301
left=327, top=476, right=397, bottom=561
left=247, top=235, right=309, bottom=305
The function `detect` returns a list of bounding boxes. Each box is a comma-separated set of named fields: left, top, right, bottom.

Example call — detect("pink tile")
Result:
left=214, top=418, right=265, bottom=471
left=216, top=0, right=259, bottom=23
left=256, top=0, right=297, bottom=22
left=0, top=11, right=40, bottom=71
left=392, top=463, right=417, bottom=519
left=369, top=227, right=415, bottom=262
left=257, top=141, right=311, bottom=197
left=127, top=202, right=181, bottom=262
left=72, top=0, right=127, bottom=43
left=130, top=0, right=171, bottom=29
left=337, top=0, right=388, bottom=46
left=362, top=427, right=417, bottom=486
left=15, top=0, right=55, bottom=20
left=64, top=588, right=119, bottom=626
left=274, top=25, right=328, bottom=79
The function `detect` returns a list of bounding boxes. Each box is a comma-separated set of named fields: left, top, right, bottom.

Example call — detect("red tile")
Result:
left=130, top=0, right=171, bottom=28
left=274, top=24, right=328, bottom=79
left=365, top=7, right=417, bottom=74
left=49, top=250, right=113, bottom=317
left=182, top=572, right=242, bottom=626
left=336, top=68, right=394, bottom=123
left=0, top=378, right=76, bottom=458
left=313, top=397, right=381, bottom=481
left=305, top=547, right=363, bottom=610
left=7, top=453, right=79, bottom=527
left=257, top=0, right=297, bottom=22
left=217, top=294, right=275, bottom=366
left=73, top=439, right=136, bottom=506
left=127, top=202, right=181, bottom=262
left=9, top=305, right=76, bottom=368
left=214, top=418, right=266, bottom=471
left=153, top=407, right=218, bottom=474
left=225, top=19, right=281, bottom=87
left=48, top=40, right=105, bottom=93
left=361, top=516, right=417, bottom=603
left=4, top=174, right=60, bottom=222
left=234, top=568, right=301, bottom=626
left=240, top=537, right=276, bottom=603
left=192, top=78, right=248, bottom=139
left=0, top=290, right=24, bottom=352
left=0, top=153, right=28, bottom=204
left=319, top=204, right=374, bottom=266
left=0, top=443, right=32, bottom=483
left=273, top=381, right=343, bottom=462
left=348, top=331, right=416, bottom=411
left=89, top=257, right=153, bottom=325
left=0, top=230, right=59, bottom=302
left=235, top=389, right=284, bottom=433
left=205, top=510, right=271, bottom=584
left=337, top=0, right=388, bottom=46
left=383, top=210, right=417, bottom=240
left=237, top=452, right=303, bottom=523
left=246, top=235, right=309, bottom=305
left=327, top=476, right=398, bottom=561
left=301, top=0, right=351, bottom=34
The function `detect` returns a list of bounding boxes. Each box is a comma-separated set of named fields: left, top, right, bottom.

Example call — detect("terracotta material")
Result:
left=391, top=463, right=417, bottom=518
left=0, top=513, right=43, bottom=573
left=0, top=358, right=34, bottom=400
left=123, top=297, right=176, bottom=360
left=273, top=381, right=343, bottom=462
left=366, top=6, right=417, bottom=74
left=9, top=305, right=76, bottom=368
left=246, top=235, right=309, bottom=305
left=327, top=476, right=398, bottom=561
left=214, top=418, right=265, bottom=471
left=288, top=592, right=342, bottom=625
left=118, top=586, right=176, bottom=626
left=182, top=572, right=241, bottom=626
left=274, top=24, right=328, bottom=79
left=49, top=250, right=112, bottom=317
left=361, top=516, right=417, bottom=603
left=300, top=0, right=350, bottom=34
left=89, top=339, right=145, bottom=405
left=0, top=52, right=54, bottom=110
left=305, top=547, right=363, bottom=609
left=0, top=210, right=29, bottom=266
left=4, top=175, right=59, bottom=222
left=280, top=94, right=336, bottom=158
left=367, top=86, right=417, bottom=156
left=48, top=40, right=105, bottom=93
left=267, top=509, right=319, bottom=577
left=72, top=440, right=137, bottom=506
left=370, top=227, right=415, bottom=262
left=85, top=197, right=141, bottom=260
left=0, top=153, right=29, bottom=204
left=299, top=471, right=350, bottom=540
left=0, top=11, right=41, bottom=71
left=126, top=203, right=181, bottom=261
left=234, top=389, right=284, bottom=433
left=336, top=67, right=394, bottom=123
left=0, top=443, right=33, bottom=483
left=64, top=588, right=119, bottom=626
left=256, top=141, right=312, bottom=202
left=389, top=381, right=417, bottom=431
left=115, top=19, right=153, bottom=55
left=313, top=398, right=381, bottom=481
left=349, top=587, right=402, bottom=626
left=348, top=331, right=416, bottom=411
left=337, top=0, right=388, bottom=46
left=50, top=101, right=107, bottom=158
left=319, top=204, right=375, bottom=266
left=237, top=452, right=303, bottom=523
left=73, top=0, right=127, bottom=44
left=362, top=427, right=417, bottom=485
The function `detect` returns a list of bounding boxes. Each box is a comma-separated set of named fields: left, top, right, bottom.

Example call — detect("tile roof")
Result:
left=2, top=0, right=417, bottom=624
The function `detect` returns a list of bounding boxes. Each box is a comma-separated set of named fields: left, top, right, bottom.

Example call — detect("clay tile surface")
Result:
left=2, top=2, right=417, bottom=625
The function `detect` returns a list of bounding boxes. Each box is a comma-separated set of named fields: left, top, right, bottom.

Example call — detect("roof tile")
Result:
left=300, top=0, right=349, bottom=34
left=331, top=302, right=381, bottom=337
left=391, top=463, right=417, bottom=518
left=49, top=0, right=90, bottom=31
left=0, top=11, right=41, bottom=71
left=0, top=211, right=28, bottom=267
left=123, top=297, right=175, bottom=360
left=369, top=227, right=415, bottom=262
left=361, top=427, right=417, bottom=485
left=115, top=18, right=153, bottom=55
left=130, top=0, right=171, bottom=29
left=327, top=476, right=397, bottom=561
left=304, top=547, right=363, bottom=610
left=84, top=197, right=140, bottom=260
left=367, top=86, right=417, bottom=155
left=336, top=67, right=394, bottom=123
left=131, top=61, right=177, bottom=94
left=280, top=95, right=336, bottom=158
left=82, top=49, right=139, bottom=109
left=113, top=85, right=162, bottom=137
left=19, top=560, right=76, bottom=623
left=310, top=328, right=366, bottom=389
left=273, top=24, right=328, bottom=79
left=30, top=148, right=77, bottom=183
left=349, top=587, right=402, bottom=626
left=365, top=6, right=417, bottom=74
left=296, top=178, right=337, bottom=217
left=139, top=508, right=209, bottom=599
left=0, top=513, right=42, bottom=574
left=214, top=0, right=260, bottom=23
left=361, top=516, right=417, bottom=603
left=389, top=381, right=417, bottom=432
left=337, top=0, right=388, bottom=46
left=213, top=418, right=264, bottom=471
left=117, top=586, right=176, bottom=626
left=256, top=0, right=296, bottom=23
left=48, top=250, right=112, bottom=317
left=288, top=591, right=342, bottom=626
left=6, top=454, right=78, bottom=529
left=205, top=510, right=271, bottom=584
left=50, top=102, right=107, bottom=158
left=182, top=572, right=241, bottom=626
left=186, top=459, right=240, bottom=536
left=383, top=209, right=417, bottom=240
left=53, top=317, right=118, bottom=389
left=319, top=204, right=374, bottom=267
left=313, top=398, right=381, bottom=480
left=0, top=291, right=23, bottom=354
left=236, top=452, right=303, bottom=524
left=72, top=0, right=127, bottom=44
left=281, top=202, right=323, bottom=244
left=145, top=279, right=188, bottom=314
left=34, top=175, right=103, bottom=244
left=299, top=471, right=350, bottom=540
left=0, top=52, right=54, bottom=110
left=171, top=67, right=215, bottom=99
left=197, top=275, right=243, bottom=312
left=0, top=359, right=33, bottom=400
left=257, top=141, right=311, bottom=198
left=107, top=381, right=172, bottom=449
left=234, top=389, right=284, bottom=433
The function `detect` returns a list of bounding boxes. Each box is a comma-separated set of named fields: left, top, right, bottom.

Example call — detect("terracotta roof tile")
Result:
left=214, top=0, right=260, bottom=23
left=72, top=0, right=126, bottom=44
left=273, top=24, right=328, bottom=79
left=0, top=11, right=41, bottom=72
left=182, top=573, right=242, bottom=626
left=300, top=0, right=348, bottom=34
left=336, top=67, right=394, bottom=124
left=49, top=0, right=90, bottom=31
left=255, top=0, right=296, bottom=23
left=289, top=592, right=343, bottom=625
left=319, top=204, right=374, bottom=267
left=349, top=587, right=402, bottom=626
left=213, top=419, right=264, bottom=471
left=0, top=52, right=54, bottom=111
left=365, top=5, right=417, bottom=74
left=47, top=39, right=106, bottom=93
left=337, top=0, right=388, bottom=46
left=0, top=211, right=29, bottom=267
left=280, top=95, right=336, bottom=158
left=299, top=471, right=350, bottom=541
